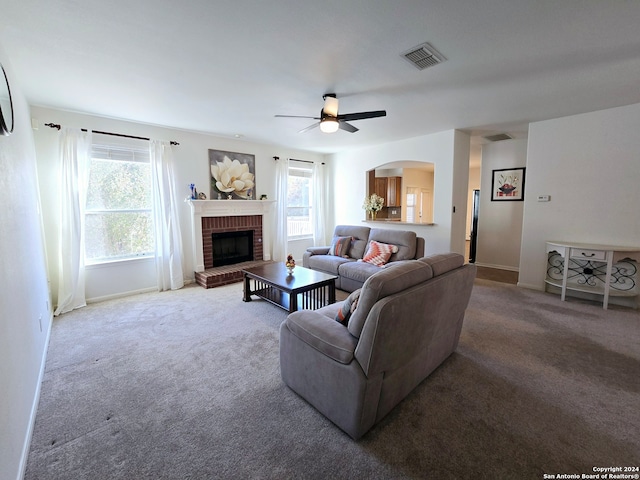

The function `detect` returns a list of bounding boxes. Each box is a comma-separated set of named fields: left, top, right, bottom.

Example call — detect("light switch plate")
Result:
left=537, top=195, right=550, bottom=202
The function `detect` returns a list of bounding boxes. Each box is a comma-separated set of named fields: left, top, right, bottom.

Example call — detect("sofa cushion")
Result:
left=329, top=236, right=352, bottom=257
left=368, top=228, right=417, bottom=261
left=338, top=261, right=385, bottom=285
left=335, top=289, right=361, bottom=325
left=305, top=255, right=354, bottom=276
left=285, top=310, right=358, bottom=364
left=362, top=240, right=398, bottom=266
left=418, top=253, right=465, bottom=276
left=347, top=261, right=434, bottom=338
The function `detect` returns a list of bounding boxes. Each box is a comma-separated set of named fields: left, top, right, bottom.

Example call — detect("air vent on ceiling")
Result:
left=402, top=43, right=445, bottom=70
left=483, top=133, right=513, bottom=142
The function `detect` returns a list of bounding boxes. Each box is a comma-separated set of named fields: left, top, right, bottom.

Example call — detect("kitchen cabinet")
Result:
left=372, top=176, right=401, bottom=207
left=374, top=177, right=387, bottom=200
left=386, top=176, right=402, bottom=207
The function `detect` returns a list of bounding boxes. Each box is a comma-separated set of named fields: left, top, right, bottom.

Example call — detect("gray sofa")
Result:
left=280, top=253, right=476, bottom=439
left=302, top=225, right=425, bottom=292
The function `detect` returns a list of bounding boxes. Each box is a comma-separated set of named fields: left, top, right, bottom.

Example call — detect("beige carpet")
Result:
left=25, top=279, right=640, bottom=479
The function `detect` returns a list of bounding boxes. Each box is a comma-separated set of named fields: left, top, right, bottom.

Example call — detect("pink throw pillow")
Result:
left=362, top=240, right=399, bottom=266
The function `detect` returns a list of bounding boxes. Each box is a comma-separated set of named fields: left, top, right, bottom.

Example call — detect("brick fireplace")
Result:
left=201, top=215, right=263, bottom=269
left=188, top=200, right=275, bottom=288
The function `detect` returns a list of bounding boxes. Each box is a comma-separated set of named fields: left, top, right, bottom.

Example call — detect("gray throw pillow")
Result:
left=335, top=289, right=361, bottom=325
left=329, top=236, right=352, bottom=257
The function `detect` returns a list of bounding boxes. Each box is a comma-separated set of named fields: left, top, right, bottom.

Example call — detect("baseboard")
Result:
left=474, top=262, right=519, bottom=272
left=86, top=279, right=197, bottom=304
left=18, top=311, right=52, bottom=480
left=517, top=282, right=544, bottom=291
left=86, top=286, right=158, bottom=304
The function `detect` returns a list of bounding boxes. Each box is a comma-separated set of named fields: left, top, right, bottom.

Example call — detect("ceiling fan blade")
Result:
left=298, top=122, right=320, bottom=133
left=338, top=110, right=387, bottom=122
left=338, top=121, right=359, bottom=133
left=275, top=115, right=320, bottom=119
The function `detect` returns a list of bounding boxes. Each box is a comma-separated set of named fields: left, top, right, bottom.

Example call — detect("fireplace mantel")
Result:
left=189, top=199, right=275, bottom=217
left=188, top=200, right=275, bottom=272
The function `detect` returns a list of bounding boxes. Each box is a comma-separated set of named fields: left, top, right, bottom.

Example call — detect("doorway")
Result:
left=419, top=188, right=433, bottom=224
left=406, top=187, right=433, bottom=223
left=469, top=189, right=480, bottom=263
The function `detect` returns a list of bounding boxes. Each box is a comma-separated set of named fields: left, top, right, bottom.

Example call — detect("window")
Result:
left=406, top=187, right=417, bottom=223
left=287, top=162, right=313, bottom=239
left=85, top=141, right=154, bottom=263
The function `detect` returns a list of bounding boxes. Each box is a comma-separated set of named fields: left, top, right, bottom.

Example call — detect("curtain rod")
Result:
left=274, top=156, right=324, bottom=165
left=44, top=123, right=179, bottom=146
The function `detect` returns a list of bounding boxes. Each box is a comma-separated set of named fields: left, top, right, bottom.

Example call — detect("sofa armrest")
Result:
left=306, top=246, right=330, bottom=256
left=415, top=237, right=425, bottom=259
left=283, top=310, right=358, bottom=364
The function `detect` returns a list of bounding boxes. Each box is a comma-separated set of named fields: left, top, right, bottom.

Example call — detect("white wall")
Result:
left=519, top=102, right=640, bottom=290
left=476, top=139, right=528, bottom=271
left=451, top=131, right=471, bottom=254
left=31, top=106, right=324, bottom=304
left=0, top=48, right=52, bottom=480
left=327, top=129, right=470, bottom=255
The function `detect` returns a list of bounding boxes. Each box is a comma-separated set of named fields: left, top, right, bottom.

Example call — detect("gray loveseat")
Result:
left=280, top=253, right=476, bottom=439
left=302, top=225, right=425, bottom=292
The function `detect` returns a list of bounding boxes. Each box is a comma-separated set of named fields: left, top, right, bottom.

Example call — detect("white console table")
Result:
left=545, top=241, right=640, bottom=309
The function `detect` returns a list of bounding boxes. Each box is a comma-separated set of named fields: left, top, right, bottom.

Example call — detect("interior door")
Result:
left=419, top=189, right=433, bottom=223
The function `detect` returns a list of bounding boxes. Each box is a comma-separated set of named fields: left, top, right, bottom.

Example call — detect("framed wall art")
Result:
left=209, top=149, right=255, bottom=200
left=491, top=167, right=525, bottom=201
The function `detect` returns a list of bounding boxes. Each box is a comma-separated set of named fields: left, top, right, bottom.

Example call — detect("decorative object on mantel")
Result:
left=209, top=149, right=255, bottom=200
left=286, top=254, right=296, bottom=274
left=491, top=167, right=525, bottom=201
left=198, top=192, right=207, bottom=200
left=363, top=193, right=385, bottom=220
left=260, top=194, right=268, bottom=200
left=189, top=183, right=197, bottom=200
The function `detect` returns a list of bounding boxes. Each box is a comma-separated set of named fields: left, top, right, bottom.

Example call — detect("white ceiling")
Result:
left=2, top=0, right=640, bottom=154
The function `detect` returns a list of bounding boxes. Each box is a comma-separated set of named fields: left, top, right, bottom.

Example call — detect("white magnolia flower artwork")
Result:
left=209, top=150, right=256, bottom=199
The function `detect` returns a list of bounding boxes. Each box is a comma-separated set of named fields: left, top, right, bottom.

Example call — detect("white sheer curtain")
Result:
left=150, top=140, right=184, bottom=291
left=54, top=128, right=92, bottom=316
left=312, top=162, right=327, bottom=246
left=273, top=157, right=289, bottom=262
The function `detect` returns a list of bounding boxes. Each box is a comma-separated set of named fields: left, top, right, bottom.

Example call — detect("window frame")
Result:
left=84, top=140, right=154, bottom=265
left=287, top=161, right=314, bottom=240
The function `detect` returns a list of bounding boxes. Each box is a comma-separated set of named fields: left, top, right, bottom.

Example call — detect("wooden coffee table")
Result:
left=242, top=262, right=337, bottom=313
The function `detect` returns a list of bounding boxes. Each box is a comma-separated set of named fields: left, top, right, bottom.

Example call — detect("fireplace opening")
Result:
left=211, top=230, right=254, bottom=266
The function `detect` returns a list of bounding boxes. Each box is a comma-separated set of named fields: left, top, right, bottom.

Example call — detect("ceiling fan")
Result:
left=275, top=93, right=386, bottom=134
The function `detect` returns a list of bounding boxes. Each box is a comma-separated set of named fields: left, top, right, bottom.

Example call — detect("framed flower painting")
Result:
left=209, top=149, right=255, bottom=200
left=491, top=167, right=525, bottom=201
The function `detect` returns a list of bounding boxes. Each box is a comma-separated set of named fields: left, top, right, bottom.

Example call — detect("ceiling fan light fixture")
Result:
left=323, top=95, right=339, bottom=116
left=320, top=118, right=339, bottom=133
left=276, top=94, right=385, bottom=134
